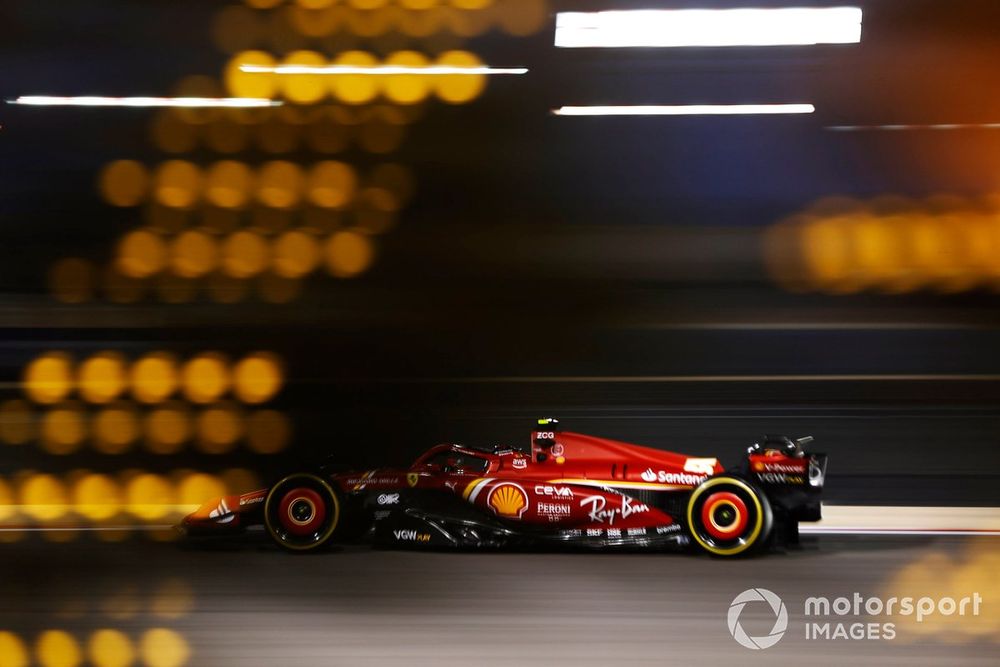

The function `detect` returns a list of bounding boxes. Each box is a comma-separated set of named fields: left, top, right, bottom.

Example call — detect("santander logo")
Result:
left=639, top=467, right=707, bottom=486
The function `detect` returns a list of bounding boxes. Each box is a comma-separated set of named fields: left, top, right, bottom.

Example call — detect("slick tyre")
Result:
left=264, top=473, right=341, bottom=553
left=686, top=475, right=773, bottom=557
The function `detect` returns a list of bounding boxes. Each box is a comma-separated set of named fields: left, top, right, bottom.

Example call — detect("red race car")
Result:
left=182, top=419, right=827, bottom=557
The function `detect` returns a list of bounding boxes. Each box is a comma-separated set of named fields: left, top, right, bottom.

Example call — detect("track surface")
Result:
left=1, top=534, right=996, bottom=666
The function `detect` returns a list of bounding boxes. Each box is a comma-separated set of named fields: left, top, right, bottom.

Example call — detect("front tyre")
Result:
left=686, top=476, right=773, bottom=557
left=264, top=473, right=340, bottom=553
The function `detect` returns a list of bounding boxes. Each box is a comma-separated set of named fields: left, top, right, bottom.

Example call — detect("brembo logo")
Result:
left=728, top=588, right=788, bottom=650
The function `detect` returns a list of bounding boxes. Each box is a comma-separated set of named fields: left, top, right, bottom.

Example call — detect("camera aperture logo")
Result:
left=728, top=588, right=984, bottom=648
left=728, top=588, right=788, bottom=649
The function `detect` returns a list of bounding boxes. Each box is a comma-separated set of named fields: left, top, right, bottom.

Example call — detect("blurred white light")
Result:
left=241, top=65, right=528, bottom=75
left=555, top=8, right=863, bottom=48
left=10, top=96, right=281, bottom=108
left=552, top=104, right=816, bottom=116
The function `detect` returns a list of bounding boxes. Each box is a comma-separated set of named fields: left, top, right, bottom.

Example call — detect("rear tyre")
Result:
left=264, top=473, right=341, bottom=553
left=686, top=475, right=773, bottom=557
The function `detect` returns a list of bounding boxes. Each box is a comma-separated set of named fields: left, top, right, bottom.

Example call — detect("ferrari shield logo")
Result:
left=407, top=473, right=419, bottom=487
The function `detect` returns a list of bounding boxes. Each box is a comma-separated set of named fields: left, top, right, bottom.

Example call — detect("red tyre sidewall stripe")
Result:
left=701, top=491, right=748, bottom=540
left=279, top=487, right=327, bottom=536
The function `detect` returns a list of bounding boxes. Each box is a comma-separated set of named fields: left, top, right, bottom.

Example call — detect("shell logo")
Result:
left=487, top=482, right=529, bottom=519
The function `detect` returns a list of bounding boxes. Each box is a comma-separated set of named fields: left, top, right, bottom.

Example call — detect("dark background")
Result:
left=2, top=0, right=1000, bottom=506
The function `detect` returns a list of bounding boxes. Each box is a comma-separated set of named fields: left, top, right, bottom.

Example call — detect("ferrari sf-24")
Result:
left=182, top=419, right=827, bottom=557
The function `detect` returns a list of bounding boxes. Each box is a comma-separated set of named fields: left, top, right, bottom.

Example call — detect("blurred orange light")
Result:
left=181, top=354, right=231, bottom=404
left=24, top=353, right=75, bottom=405
left=78, top=353, right=128, bottom=404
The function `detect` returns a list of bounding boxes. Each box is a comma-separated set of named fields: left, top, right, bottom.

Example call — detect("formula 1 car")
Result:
left=182, top=419, right=827, bottom=557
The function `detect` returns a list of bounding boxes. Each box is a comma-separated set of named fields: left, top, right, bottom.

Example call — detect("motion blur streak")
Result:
left=10, top=96, right=282, bottom=108
left=0, top=537, right=994, bottom=667
left=241, top=65, right=528, bottom=75
left=552, top=104, right=816, bottom=116
left=554, top=8, right=863, bottom=48
left=828, top=123, right=1000, bottom=131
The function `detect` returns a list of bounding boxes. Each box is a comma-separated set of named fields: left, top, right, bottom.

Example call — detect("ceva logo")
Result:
left=728, top=588, right=788, bottom=649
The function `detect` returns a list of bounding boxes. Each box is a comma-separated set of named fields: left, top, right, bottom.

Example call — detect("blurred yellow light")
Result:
left=78, top=352, right=127, bottom=404
left=144, top=405, right=191, bottom=454
left=177, top=474, right=226, bottom=508
left=222, top=231, right=271, bottom=278
left=0, top=631, right=28, bottom=667
left=0, top=399, right=34, bottom=445
left=255, top=160, right=304, bottom=209
left=325, top=231, right=375, bottom=277
left=49, top=258, right=96, bottom=304
left=0, top=476, right=15, bottom=522
left=398, top=5, right=444, bottom=36
left=345, top=6, right=393, bottom=37
left=434, top=50, right=486, bottom=103
left=151, top=112, right=198, bottom=154
left=131, top=353, right=179, bottom=404
left=24, top=353, right=75, bottom=405
left=401, top=0, right=438, bottom=9
left=196, top=406, right=244, bottom=454
left=181, top=354, right=231, bottom=404
left=125, top=474, right=174, bottom=520
left=154, top=160, right=202, bottom=209
left=138, top=629, right=189, bottom=667
left=307, top=161, right=357, bottom=209
left=92, top=407, right=139, bottom=455
left=444, top=5, right=493, bottom=37
left=272, top=230, right=320, bottom=278
left=233, top=353, right=284, bottom=403
left=205, top=161, right=253, bottom=210
left=35, top=630, right=81, bottom=667
left=293, top=5, right=344, bottom=37
left=281, top=50, right=328, bottom=104
left=330, top=51, right=380, bottom=104
left=246, top=0, right=284, bottom=7
left=383, top=51, right=431, bottom=104
left=800, top=216, right=856, bottom=293
left=86, top=630, right=133, bottom=667
left=349, top=0, right=388, bottom=8
left=296, top=0, right=335, bottom=9
left=497, top=0, right=547, bottom=36
left=170, top=231, right=219, bottom=279
left=99, top=160, right=149, bottom=207
left=20, top=474, right=67, bottom=521
left=226, top=50, right=278, bottom=99
left=151, top=579, right=196, bottom=620
left=72, top=474, right=121, bottom=521
left=115, top=229, right=167, bottom=278
left=450, top=0, right=491, bottom=8
left=40, top=407, right=86, bottom=455
left=246, top=410, right=292, bottom=453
